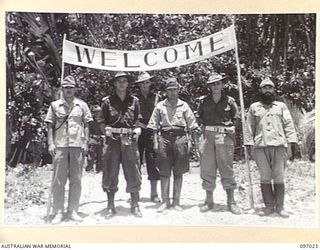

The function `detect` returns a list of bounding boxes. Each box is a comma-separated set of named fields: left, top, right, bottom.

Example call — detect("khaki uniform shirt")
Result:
left=147, top=98, right=199, bottom=132
left=244, top=101, right=298, bottom=147
left=45, top=97, right=93, bottom=147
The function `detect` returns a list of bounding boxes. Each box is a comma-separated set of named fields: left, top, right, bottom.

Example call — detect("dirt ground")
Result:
left=4, top=159, right=317, bottom=228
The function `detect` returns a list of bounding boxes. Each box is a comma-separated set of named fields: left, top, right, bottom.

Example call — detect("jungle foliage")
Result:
left=5, top=13, right=316, bottom=166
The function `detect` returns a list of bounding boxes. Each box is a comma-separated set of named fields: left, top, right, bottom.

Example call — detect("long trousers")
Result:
left=102, top=136, right=141, bottom=193
left=52, top=147, right=83, bottom=212
left=254, top=146, right=287, bottom=184
left=87, top=142, right=103, bottom=171
left=200, top=131, right=237, bottom=191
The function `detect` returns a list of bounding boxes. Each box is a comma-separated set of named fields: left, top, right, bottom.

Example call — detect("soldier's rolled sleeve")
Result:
left=185, top=104, right=200, bottom=131
left=82, top=103, right=94, bottom=124
left=45, top=105, right=55, bottom=126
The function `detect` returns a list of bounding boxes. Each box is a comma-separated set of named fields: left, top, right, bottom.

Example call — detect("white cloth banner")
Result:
left=62, top=25, right=236, bottom=71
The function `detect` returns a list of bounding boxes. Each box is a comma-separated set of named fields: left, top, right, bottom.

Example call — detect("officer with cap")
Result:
left=244, top=78, right=298, bottom=218
left=197, top=72, right=241, bottom=215
left=135, top=72, right=161, bottom=203
left=97, top=71, right=143, bottom=218
left=85, top=105, right=104, bottom=173
left=147, top=77, right=200, bottom=213
left=45, top=75, right=93, bottom=224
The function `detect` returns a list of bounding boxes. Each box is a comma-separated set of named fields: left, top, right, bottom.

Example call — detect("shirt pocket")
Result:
left=71, top=106, right=84, bottom=117
left=159, top=108, right=167, bottom=120
left=175, top=109, right=184, bottom=119
left=125, top=105, right=135, bottom=121
left=68, top=123, right=82, bottom=137
left=269, top=107, right=282, bottom=117
left=55, top=108, right=68, bottom=120
left=253, top=107, right=266, bottom=117
left=109, top=106, right=120, bottom=118
left=253, top=109, right=267, bottom=123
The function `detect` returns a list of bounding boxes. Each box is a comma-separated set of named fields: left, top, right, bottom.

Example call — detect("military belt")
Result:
left=90, top=134, right=104, bottom=139
left=110, top=128, right=133, bottom=134
left=161, top=129, right=185, bottom=137
left=204, top=125, right=235, bottom=134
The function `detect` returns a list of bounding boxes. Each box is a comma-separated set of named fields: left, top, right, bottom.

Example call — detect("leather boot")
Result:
left=226, top=189, right=241, bottom=215
left=172, top=176, right=183, bottom=211
left=199, top=191, right=214, bottom=213
left=150, top=180, right=161, bottom=203
left=274, top=183, right=290, bottom=218
left=258, top=183, right=275, bottom=216
left=157, top=177, right=171, bottom=213
left=130, top=192, right=142, bottom=217
left=105, top=191, right=116, bottom=219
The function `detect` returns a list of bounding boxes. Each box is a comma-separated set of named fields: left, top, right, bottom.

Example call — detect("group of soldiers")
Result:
left=45, top=70, right=297, bottom=224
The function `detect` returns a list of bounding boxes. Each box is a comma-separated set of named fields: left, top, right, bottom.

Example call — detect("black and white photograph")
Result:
left=3, top=4, right=317, bottom=239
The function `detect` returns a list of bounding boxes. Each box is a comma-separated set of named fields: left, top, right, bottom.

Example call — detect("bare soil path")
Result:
left=4, top=160, right=317, bottom=228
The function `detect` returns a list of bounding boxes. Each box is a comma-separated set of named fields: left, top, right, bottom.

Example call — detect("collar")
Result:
left=163, top=98, right=184, bottom=108
left=138, top=91, right=154, bottom=100
left=258, top=101, right=277, bottom=108
left=58, top=96, right=81, bottom=107
left=209, top=93, right=226, bottom=103
left=111, top=92, right=132, bottom=103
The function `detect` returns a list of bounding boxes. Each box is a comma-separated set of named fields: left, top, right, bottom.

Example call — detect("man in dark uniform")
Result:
left=135, top=72, right=161, bottom=203
left=197, top=72, right=241, bottom=215
left=148, top=78, right=200, bottom=213
left=85, top=105, right=104, bottom=173
left=97, top=71, right=142, bottom=218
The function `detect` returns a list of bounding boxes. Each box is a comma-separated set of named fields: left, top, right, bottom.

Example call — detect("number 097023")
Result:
left=300, top=244, right=318, bottom=248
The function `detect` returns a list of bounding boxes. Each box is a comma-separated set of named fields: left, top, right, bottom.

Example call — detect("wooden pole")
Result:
left=231, top=20, right=255, bottom=210
left=60, top=34, right=66, bottom=84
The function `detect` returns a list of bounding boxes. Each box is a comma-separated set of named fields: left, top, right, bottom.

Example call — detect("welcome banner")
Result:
left=62, top=25, right=236, bottom=71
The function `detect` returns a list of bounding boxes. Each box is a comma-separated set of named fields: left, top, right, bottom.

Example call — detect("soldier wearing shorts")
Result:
left=135, top=72, right=161, bottom=203
left=148, top=78, right=199, bottom=213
